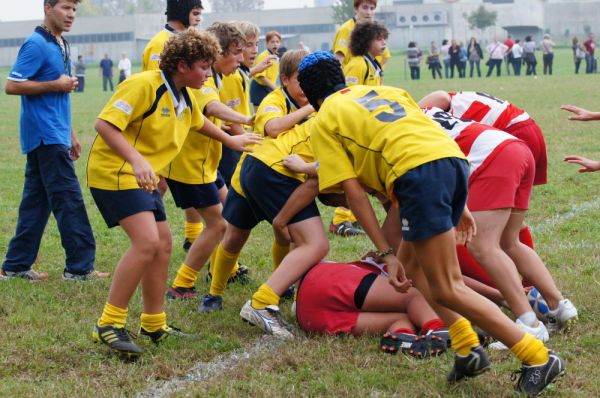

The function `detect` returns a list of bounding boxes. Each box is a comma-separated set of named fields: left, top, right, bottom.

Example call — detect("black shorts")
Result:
left=90, top=188, right=166, bottom=228
left=223, top=156, right=320, bottom=229
left=250, top=79, right=272, bottom=106
left=393, top=157, right=469, bottom=241
left=166, top=173, right=225, bottom=209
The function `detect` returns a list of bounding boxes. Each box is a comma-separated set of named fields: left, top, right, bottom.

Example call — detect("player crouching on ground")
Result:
left=297, top=51, right=565, bottom=395
left=87, top=29, right=260, bottom=359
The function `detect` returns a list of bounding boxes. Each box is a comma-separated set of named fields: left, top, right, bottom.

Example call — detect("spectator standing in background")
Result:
left=486, top=37, right=508, bottom=77
left=441, top=39, right=451, bottom=78
left=467, top=37, right=483, bottom=78
left=511, top=39, right=523, bottom=76
left=406, top=41, right=421, bottom=80
left=541, top=34, right=555, bottom=75
left=523, top=35, right=537, bottom=76
left=448, top=39, right=460, bottom=78
left=504, top=35, right=514, bottom=76
left=74, top=54, right=85, bottom=92
left=572, top=36, right=586, bottom=74
left=99, top=52, right=113, bottom=91
left=428, top=41, right=443, bottom=79
left=117, top=52, right=132, bottom=83
left=584, top=33, right=596, bottom=73
left=458, top=41, right=467, bottom=78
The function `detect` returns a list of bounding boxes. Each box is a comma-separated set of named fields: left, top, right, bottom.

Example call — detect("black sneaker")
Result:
left=198, top=294, right=223, bottom=313
left=93, top=324, right=143, bottom=358
left=182, top=239, right=193, bottom=251
left=206, top=264, right=250, bottom=285
left=280, top=285, right=295, bottom=301
left=166, top=286, right=199, bottom=300
left=447, top=345, right=491, bottom=382
left=138, top=324, right=194, bottom=344
left=380, top=332, right=446, bottom=358
left=513, top=350, right=565, bottom=395
left=329, top=221, right=365, bottom=237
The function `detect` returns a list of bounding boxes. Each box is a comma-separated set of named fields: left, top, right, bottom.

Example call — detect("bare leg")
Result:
left=106, top=212, right=160, bottom=309
left=404, top=230, right=525, bottom=348
left=264, top=216, right=328, bottom=295
left=184, top=204, right=226, bottom=272
left=468, top=209, right=531, bottom=318
left=222, top=223, right=252, bottom=253
left=141, top=220, right=172, bottom=314
left=353, top=312, right=413, bottom=335
left=501, top=211, right=563, bottom=309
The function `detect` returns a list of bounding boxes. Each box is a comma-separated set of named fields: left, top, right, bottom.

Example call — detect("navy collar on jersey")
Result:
left=364, top=53, right=383, bottom=77
left=164, top=24, right=176, bottom=33
left=161, top=70, right=193, bottom=115
left=282, top=87, right=301, bottom=113
left=238, top=66, right=250, bottom=91
left=268, top=48, right=278, bottom=56
left=211, top=66, right=223, bottom=90
left=35, top=25, right=70, bottom=74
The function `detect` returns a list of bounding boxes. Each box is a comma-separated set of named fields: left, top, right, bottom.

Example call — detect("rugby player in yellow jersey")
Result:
left=88, top=30, right=260, bottom=358
left=142, top=0, right=204, bottom=249
left=250, top=31, right=281, bottom=110
left=142, top=0, right=203, bottom=72
left=254, top=49, right=313, bottom=138
left=332, top=0, right=391, bottom=67
left=164, top=22, right=261, bottom=303
left=343, top=21, right=388, bottom=86
left=297, top=52, right=565, bottom=395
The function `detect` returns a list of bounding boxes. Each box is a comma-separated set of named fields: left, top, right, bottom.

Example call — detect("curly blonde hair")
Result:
left=160, top=28, right=221, bottom=75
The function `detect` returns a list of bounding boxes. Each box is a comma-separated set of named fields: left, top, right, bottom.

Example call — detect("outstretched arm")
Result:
left=205, top=100, right=254, bottom=126
left=564, top=155, right=600, bottom=172
left=198, top=116, right=262, bottom=152
left=560, top=105, right=600, bottom=121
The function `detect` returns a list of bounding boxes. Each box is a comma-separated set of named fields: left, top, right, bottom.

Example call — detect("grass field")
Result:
left=0, top=47, right=599, bottom=397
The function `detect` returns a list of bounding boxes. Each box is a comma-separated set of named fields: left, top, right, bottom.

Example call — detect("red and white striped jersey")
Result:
left=448, top=91, right=530, bottom=130
left=423, top=106, right=520, bottom=180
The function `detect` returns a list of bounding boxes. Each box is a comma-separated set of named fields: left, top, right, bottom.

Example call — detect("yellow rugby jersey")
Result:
left=343, top=55, right=383, bottom=86
left=254, top=87, right=313, bottom=136
left=252, top=49, right=279, bottom=87
left=333, top=18, right=391, bottom=67
left=161, top=71, right=223, bottom=184
left=231, top=118, right=315, bottom=196
left=311, top=85, right=465, bottom=197
left=87, top=71, right=203, bottom=190
left=142, top=28, right=173, bottom=71
left=221, top=67, right=251, bottom=119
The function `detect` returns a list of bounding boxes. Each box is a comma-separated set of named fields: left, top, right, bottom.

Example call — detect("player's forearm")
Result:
left=256, top=76, right=277, bottom=91
left=95, top=119, right=144, bottom=165
left=274, top=177, right=319, bottom=227
left=343, top=179, right=391, bottom=252
left=205, top=101, right=250, bottom=125
left=5, top=79, right=60, bottom=95
left=265, top=106, right=313, bottom=138
left=198, top=116, right=237, bottom=147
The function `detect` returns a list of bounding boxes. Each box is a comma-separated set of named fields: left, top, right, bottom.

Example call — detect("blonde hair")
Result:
left=280, top=49, right=309, bottom=79
left=231, top=20, right=260, bottom=40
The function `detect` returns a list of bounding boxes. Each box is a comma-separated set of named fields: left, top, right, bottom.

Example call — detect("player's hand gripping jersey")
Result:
left=423, top=107, right=520, bottom=182
left=448, top=91, right=530, bottom=131
left=311, top=86, right=465, bottom=197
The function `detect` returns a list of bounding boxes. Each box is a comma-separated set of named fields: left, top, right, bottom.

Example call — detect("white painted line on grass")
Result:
left=529, top=197, right=600, bottom=234
left=135, top=337, right=283, bottom=398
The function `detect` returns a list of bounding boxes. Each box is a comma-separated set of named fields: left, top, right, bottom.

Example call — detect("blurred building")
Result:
left=0, top=0, right=598, bottom=66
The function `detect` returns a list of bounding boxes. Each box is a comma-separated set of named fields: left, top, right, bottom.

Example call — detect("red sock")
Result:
left=392, top=327, right=414, bottom=335
left=421, top=319, right=446, bottom=333
left=519, top=226, right=534, bottom=249
left=519, top=226, right=535, bottom=287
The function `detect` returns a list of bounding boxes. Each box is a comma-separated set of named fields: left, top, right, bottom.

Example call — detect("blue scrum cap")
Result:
left=298, top=51, right=345, bottom=111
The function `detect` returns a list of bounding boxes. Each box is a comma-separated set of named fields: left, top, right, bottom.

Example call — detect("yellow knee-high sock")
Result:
left=448, top=318, right=481, bottom=356
left=271, top=240, right=290, bottom=271
left=98, top=303, right=128, bottom=327
left=172, top=263, right=198, bottom=289
left=208, top=248, right=240, bottom=277
left=332, top=207, right=354, bottom=225
left=140, top=312, right=167, bottom=333
left=209, top=244, right=240, bottom=297
left=184, top=221, right=204, bottom=242
left=510, top=332, right=549, bottom=366
left=251, top=283, right=280, bottom=309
